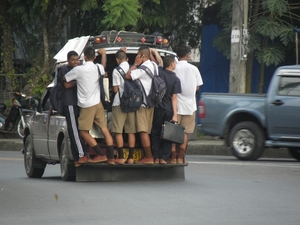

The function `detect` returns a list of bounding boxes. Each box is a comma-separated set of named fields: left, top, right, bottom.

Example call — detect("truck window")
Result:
left=278, top=76, right=300, bottom=96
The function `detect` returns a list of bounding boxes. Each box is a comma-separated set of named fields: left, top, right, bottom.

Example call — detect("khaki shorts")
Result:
left=111, top=106, right=136, bottom=134
left=136, top=107, right=154, bottom=134
left=178, top=112, right=196, bottom=134
left=78, top=103, right=107, bottom=130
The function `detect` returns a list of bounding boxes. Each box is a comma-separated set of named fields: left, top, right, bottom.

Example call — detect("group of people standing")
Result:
left=56, top=44, right=203, bottom=167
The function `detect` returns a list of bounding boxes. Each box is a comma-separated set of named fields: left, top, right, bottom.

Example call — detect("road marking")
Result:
left=189, top=161, right=300, bottom=168
left=0, top=158, right=23, bottom=161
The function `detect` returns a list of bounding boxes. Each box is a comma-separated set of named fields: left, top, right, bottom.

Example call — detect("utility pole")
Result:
left=229, top=0, right=249, bottom=93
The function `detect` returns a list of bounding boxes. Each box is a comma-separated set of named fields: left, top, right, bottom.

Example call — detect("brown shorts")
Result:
left=111, top=106, right=136, bottom=134
left=177, top=112, right=196, bottom=134
left=136, top=107, right=154, bottom=134
left=78, top=103, right=107, bottom=130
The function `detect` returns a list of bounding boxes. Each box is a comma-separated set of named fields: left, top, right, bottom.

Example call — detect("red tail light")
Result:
left=199, top=100, right=205, bottom=118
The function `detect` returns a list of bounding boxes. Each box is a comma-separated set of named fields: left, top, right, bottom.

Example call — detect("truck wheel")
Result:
left=288, top=148, right=300, bottom=161
left=60, top=137, right=76, bottom=181
left=24, top=135, right=46, bottom=178
left=229, top=121, right=265, bottom=161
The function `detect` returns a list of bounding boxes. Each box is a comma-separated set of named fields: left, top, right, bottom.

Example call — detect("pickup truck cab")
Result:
left=199, top=65, right=300, bottom=161
left=23, top=31, right=183, bottom=181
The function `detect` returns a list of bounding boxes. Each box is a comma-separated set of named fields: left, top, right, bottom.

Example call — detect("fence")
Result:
left=0, top=74, right=26, bottom=103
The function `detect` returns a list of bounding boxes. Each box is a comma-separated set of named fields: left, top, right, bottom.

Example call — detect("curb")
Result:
left=0, top=139, right=292, bottom=159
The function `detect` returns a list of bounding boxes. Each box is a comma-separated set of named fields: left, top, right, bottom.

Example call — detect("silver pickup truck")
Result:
left=199, top=65, right=300, bottom=161
left=23, top=31, right=177, bottom=181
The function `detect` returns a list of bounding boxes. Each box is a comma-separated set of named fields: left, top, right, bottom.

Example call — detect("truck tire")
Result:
left=229, top=121, right=265, bottom=161
left=24, top=134, right=46, bottom=178
left=288, top=148, right=300, bottom=161
left=60, top=137, right=76, bottom=181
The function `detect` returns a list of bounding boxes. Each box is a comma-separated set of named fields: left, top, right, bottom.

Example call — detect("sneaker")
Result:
left=88, top=155, right=107, bottom=163
left=107, top=158, right=115, bottom=165
left=78, top=156, right=88, bottom=164
left=115, top=158, right=126, bottom=165
left=136, top=157, right=154, bottom=165
left=154, top=158, right=160, bottom=164
left=159, top=159, right=167, bottom=164
left=74, top=161, right=82, bottom=167
left=126, top=158, right=134, bottom=164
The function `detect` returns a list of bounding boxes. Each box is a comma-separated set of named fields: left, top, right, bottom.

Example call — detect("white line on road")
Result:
left=188, top=161, right=300, bottom=168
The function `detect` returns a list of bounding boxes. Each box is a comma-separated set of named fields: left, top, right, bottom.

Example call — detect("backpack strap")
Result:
left=96, top=64, right=106, bottom=106
left=116, top=66, right=126, bottom=79
left=114, top=66, right=127, bottom=101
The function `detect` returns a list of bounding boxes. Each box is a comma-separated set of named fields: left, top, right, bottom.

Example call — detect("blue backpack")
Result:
left=116, top=67, right=143, bottom=113
left=139, top=63, right=166, bottom=108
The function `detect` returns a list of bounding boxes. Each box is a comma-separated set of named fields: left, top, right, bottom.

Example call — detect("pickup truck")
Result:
left=199, top=65, right=300, bottom=161
left=23, top=31, right=184, bottom=181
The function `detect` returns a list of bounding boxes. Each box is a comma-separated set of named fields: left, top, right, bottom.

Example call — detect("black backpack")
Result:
left=116, top=66, right=143, bottom=113
left=139, top=63, right=166, bottom=108
left=49, top=78, right=64, bottom=115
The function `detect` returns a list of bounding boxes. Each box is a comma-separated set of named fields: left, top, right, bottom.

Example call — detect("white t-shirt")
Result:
left=65, top=61, right=105, bottom=108
left=112, top=61, right=130, bottom=106
left=175, top=60, right=203, bottom=115
left=131, top=60, right=158, bottom=107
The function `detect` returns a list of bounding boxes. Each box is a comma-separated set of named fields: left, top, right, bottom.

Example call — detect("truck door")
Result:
left=267, top=75, right=300, bottom=141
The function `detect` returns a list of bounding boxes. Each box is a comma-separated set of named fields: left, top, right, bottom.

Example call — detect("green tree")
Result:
left=213, top=0, right=300, bottom=93
left=0, top=0, right=16, bottom=92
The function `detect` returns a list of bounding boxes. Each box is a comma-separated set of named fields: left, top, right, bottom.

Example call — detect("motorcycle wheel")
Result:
left=17, top=114, right=31, bottom=138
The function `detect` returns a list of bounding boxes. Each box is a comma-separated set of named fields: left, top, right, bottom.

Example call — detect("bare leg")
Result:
left=115, top=133, right=124, bottom=148
left=100, top=126, right=113, bottom=146
left=80, top=130, right=97, bottom=147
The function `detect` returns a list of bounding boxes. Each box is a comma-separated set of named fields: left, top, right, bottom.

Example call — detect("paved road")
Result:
left=1, top=151, right=299, bottom=225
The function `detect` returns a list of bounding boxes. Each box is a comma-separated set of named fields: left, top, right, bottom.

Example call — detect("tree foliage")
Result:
left=0, top=0, right=207, bottom=96
left=102, top=0, right=141, bottom=30
left=213, top=0, right=300, bottom=67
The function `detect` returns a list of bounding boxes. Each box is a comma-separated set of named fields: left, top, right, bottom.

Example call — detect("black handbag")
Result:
left=161, top=121, right=185, bottom=144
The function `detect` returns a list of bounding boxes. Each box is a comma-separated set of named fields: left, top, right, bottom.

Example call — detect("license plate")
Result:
left=123, top=149, right=143, bottom=161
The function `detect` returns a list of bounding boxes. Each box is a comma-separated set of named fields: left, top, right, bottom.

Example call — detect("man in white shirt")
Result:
left=111, top=49, right=136, bottom=165
left=125, top=47, right=158, bottom=164
left=64, top=47, right=115, bottom=165
left=173, top=45, right=203, bottom=164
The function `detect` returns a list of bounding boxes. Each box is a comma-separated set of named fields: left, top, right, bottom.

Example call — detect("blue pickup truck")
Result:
left=199, top=65, right=300, bottom=161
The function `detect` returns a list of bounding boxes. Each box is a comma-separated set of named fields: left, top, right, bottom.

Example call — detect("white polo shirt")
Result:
left=130, top=60, right=158, bottom=107
left=112, top=61, right=130, bottom=106
left=65, top=61, right=105, bottom=108
left=175, top=60, right=203, bottom=115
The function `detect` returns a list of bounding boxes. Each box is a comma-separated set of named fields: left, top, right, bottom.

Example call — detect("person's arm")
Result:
left=98, top=48, right=107, bottom=69
left=125, top=54, right=143, bottom=79
left=113, top=86, right=119, bottom=93
left=171, top=93, right=178, bottom=122
left=64, top=80, right=77, bottom=89
left=150, top=48, right=163, bottom=67
left=125, top=66, right=136, bottom=80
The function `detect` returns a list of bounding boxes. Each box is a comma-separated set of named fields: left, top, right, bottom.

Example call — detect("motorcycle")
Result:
left=0, top=91, right=40, bottom=138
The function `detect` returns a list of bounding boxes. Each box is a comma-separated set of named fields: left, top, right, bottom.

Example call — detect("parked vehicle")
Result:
left=199, top=65, right=300, bottom=161
left=0, top=91, right=39, bottom=138
left=23, top=31, right=178, bottom=181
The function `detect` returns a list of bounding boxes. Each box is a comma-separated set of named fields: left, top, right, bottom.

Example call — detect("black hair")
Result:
left=138, top=46, right=150, bottom=59
left=163, top=55, right=175, bottom=69
left=115, top=50, right=127, bottom=61
left=67, top=51, right=78, bottom=60
left=84, top=46, right=95, bottom=60
left=176, top=45, right=191, bottom=58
